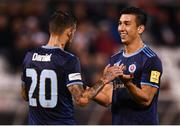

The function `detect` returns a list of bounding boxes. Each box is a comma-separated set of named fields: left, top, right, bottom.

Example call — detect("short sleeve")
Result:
left=141, top=56, right=163, bottom=88
left=65, top=56, right=83, bottom=87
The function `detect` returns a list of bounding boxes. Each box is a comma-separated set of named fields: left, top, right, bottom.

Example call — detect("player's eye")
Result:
left=118, top=22, right=122, bottom=25
left=124, top=21, right=131, bottom=25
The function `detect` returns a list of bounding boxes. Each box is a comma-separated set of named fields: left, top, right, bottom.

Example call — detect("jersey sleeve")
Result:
left=65, top=56, right=83, bottom=87
left=141, top=56, right=163, bottom=88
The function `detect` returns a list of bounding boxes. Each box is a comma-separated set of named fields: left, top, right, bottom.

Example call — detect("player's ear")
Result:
left=67, top=27, right=74, bottom=37
left=67, top=32, right=72, bottom=38
left=137, top=25, right=145, bottom=34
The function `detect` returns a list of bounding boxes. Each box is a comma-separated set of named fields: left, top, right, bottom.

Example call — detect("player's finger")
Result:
left=122, top=65, right=126, bottom=71
left=112, top=70, right=123, bottom=77
left=118, top=64, right=127, bottom=72
left=104, top=64, right=110, bottom=72
left=110, top=64, right=123, bottom=71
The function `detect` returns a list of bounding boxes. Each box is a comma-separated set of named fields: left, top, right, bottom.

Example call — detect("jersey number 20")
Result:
left=26, top=68, right=58, bottom=108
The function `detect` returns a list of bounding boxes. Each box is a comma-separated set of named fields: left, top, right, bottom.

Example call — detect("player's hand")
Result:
left=102, top=64, right=125, bottom=84
left=119, top=73, right=134, bottom=85
left=78, top=97, right=89, bottom=107
left=82, top=86, right=90, bottom=99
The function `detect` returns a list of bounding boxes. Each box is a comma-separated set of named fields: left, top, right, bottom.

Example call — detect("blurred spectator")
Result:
left=94, top=20, right=119, bottom=56
left=173, top=9, right=180, bottom=45
left=105, top=4, right=121, bottom=43
left=0, top=14, right=13, bottom=50
left=23, top=16, right=48, bottom=47
left=0, top=14, right=14, bottom=71
left=152, top=10, right=176, bottom=46
left=56, top=2, right=71, bottom=13
left=73, top=2, right=88, bottom=22
left=7, top=0, right=22, bottom=18
left=71, top=20, right=97, bottom=54
left=24, top=0, right=50, bottom=32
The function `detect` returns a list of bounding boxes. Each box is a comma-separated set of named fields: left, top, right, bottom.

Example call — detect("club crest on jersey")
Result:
left=128, top=64, right=136, bottom=73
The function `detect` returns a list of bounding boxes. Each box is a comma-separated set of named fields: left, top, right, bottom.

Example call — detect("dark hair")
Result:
left=120, top=7, right=147, bottom=26
left=49, top=11, right=77, bottom=34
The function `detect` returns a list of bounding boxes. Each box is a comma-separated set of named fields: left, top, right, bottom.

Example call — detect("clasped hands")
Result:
left=102, top=64, right=133, bottom=84
left=82, top=64, right=133, bottom=100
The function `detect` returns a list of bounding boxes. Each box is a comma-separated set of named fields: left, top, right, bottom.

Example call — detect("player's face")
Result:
left=118, top=14, right=139, bottom=44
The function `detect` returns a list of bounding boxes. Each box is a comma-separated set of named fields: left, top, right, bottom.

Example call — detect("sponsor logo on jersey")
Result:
left=150, top=71, right=160, bottom=84
left=128, top=64, right=136, bottom=73
left=113, top=83, right=125, bottom=90
left=32, top=53, right=52, bottom=62
left=68, top=73, right=82, bottom=81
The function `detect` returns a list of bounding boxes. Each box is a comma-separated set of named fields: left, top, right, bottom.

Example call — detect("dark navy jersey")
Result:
left=109, top=45, right=162, bottom=125
left=21, top=45, right=83, bottom=125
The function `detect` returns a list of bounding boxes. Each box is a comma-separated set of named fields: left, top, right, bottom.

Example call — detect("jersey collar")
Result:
left=42, top=45, right=63, bottom=50
left=122, top=44, right=146, bottom=58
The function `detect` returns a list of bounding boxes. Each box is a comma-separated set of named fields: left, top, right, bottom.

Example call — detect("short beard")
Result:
left=64, top=40, right=71, bottom=51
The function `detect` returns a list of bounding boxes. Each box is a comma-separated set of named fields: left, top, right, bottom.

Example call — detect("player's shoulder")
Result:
left=24, top=46, right=79, bottom=62
left=141, top=45, right=162, bottom=65
left=41, top=45, right=78, bottom=60
left=61, top=50, right=77, bottom=59
left=110, top=49, right=123, bottom=59
left=56, top=49, right=79, bottom=64
left=24, top=48, right=37, bottom=59
left=141, top=45, right=158, bottom=58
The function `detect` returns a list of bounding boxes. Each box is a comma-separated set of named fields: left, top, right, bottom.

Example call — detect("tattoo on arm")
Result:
left=87, top=80, right=105, bottom=99
left=68, top=80, right=105, bottom=102
left=68, top=85, right=84, bottom=103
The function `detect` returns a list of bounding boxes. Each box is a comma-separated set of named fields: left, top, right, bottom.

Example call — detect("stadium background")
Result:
left=0, top=0, right=179, bottom=124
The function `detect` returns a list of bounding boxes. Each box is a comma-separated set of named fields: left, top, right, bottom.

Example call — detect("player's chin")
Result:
left=121, top=39, right=126, bottom=43
left=121, top=40, right=129, bottom=45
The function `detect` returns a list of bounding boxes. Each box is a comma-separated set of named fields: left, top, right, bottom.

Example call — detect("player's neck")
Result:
left=124, top=39, right=144, bottom=55
left=47, top=34, right=66, bottom=50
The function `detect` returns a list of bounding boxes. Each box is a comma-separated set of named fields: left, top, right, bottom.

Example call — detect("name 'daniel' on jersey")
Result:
left=32, top=53, right=52, bottom=62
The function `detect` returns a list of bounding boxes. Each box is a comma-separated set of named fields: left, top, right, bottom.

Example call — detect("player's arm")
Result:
left=121, top=57, right=162, bottom=107
left=68, top=80, right=106, bottom=107
left=82, top=64, right=125, bottom=100
left=21, top=70, right=28, bottom=101
left=124, top=81, right=158, bottom=107
left=68, top=84, right=88, bottom=107
left=21, top=83, right=28, bottom=101
left=93, top=83, right=113, bottom=107
left=85, top=64, right=125, bottom=107
left=68, top=65, right=124, bottom=107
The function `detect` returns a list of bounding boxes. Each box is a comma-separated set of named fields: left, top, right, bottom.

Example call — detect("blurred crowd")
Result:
left=0, top=0, right=179, bottom=81
left=0, top=0, right=180, bottom=124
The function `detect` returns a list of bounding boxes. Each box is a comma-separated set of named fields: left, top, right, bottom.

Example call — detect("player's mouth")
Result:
left=120, top=32, right=127, bottom=38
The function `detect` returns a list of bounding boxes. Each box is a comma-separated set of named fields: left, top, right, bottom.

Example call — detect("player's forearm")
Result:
left=83, top=80, right=105, bottom=99
left=21, top=92, right=28, bottom=101
left=92, top=84, right=112, bottom=107
left=76, top=80, right=105, bottom=106
left=93, top=93, right=111, bottom=107
left=68, top=85, right=89, bottom=106
left=125, top=82, right=151, bottom=107
left=68, top=81, right=105, bottom=107
left=21, top=85, right=28, bottom=101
